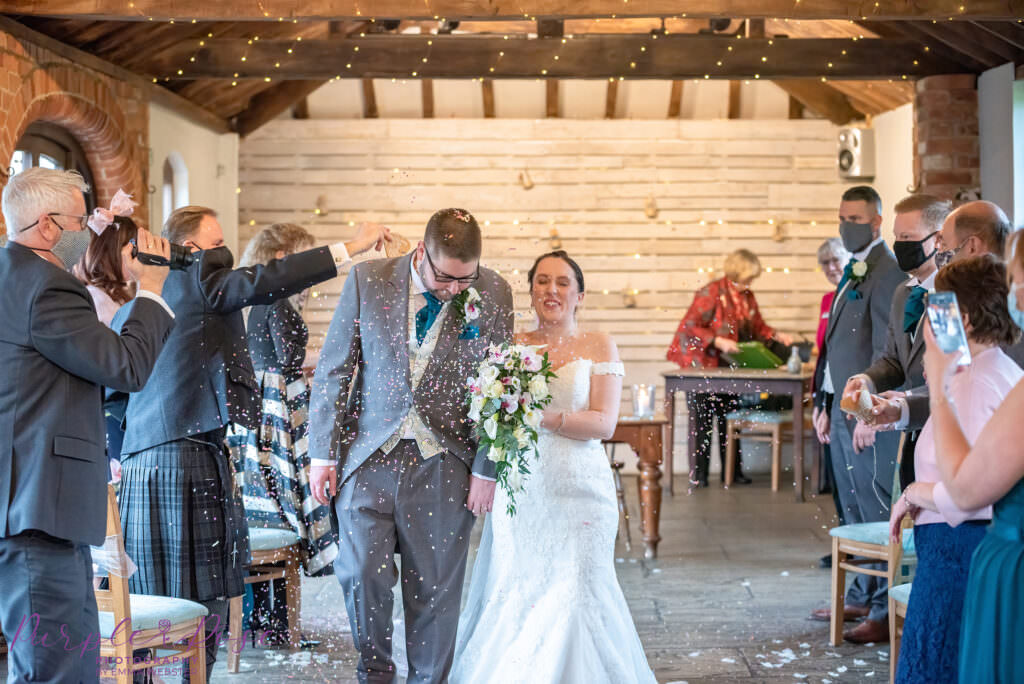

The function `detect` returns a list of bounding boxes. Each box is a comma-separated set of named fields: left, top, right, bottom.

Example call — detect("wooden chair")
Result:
left=887, top=515, right=915, bottom=683
left=95, top=484, right=209, bottom=683
left=226, top=528, right=303, bottom=673
left=827, top=520, right=916, bottom=646
left=724, top=408, right=817, bottom=492
left=605, top=443, right=632, bottom=551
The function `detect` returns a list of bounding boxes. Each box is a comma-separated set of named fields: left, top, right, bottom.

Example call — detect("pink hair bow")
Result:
left=87, top=189, right=138, bottom=235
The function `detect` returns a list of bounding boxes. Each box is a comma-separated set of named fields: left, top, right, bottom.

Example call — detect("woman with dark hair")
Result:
left=76, top=215, right=140, bottom=479
left=666, top=249, right=794, bottom=487
left=889, top=255, right=1022, bottom=683
left=452, top=250, right=655, bottom=684
left=229, top=223, right=340, bottom=641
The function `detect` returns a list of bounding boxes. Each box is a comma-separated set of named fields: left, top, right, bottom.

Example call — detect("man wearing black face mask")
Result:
left=809, top=186, right=905, bottom=644
left=842, top=195, right=950, bottom=498
left=118, top=205, right=391, bottom=680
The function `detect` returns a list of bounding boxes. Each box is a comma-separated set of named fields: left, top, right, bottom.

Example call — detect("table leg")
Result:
left=793, top=384, right=805, bottom=502
left=636, top=426, right=663, bottom=560
left=663, top=390, right=674, bottom=496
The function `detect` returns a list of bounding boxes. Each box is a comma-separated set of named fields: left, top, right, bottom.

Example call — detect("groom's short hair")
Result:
left=425, top=208, right=482, bottom=262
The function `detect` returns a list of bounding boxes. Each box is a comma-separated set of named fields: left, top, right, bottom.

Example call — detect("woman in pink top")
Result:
left=888, top=256, right=1022, bottom=684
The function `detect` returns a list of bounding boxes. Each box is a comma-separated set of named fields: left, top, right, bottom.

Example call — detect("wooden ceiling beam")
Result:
left=8, top=0, right=1024, bottom=21
left=969, top=21, right=1024, bottom=52
left=235, top=80, right=327, bottom=136
left=773, top=79, right=865, bottom=125
left=137, top=35, right=965, bottom=80
left=857, top=19, right=989, bottom=72
left=905, top=20, right=1008, bottom=68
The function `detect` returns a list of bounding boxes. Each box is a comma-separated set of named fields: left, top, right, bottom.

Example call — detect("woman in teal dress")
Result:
left=922, top=240, right=1024, bottom=683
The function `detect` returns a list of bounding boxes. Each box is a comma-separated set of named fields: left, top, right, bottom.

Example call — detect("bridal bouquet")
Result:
left=466, top=343, right=557, bottom=515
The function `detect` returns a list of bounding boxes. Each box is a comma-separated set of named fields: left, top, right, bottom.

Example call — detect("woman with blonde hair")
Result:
left=231, top=223, right=339, bottom=642
left=666, top=249, right=793, bottom=487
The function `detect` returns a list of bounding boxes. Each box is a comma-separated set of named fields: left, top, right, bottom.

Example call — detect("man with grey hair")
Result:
left=0, top=168, right=175, bottom=682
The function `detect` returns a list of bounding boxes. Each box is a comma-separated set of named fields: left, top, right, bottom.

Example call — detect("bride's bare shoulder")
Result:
left=578, top=331, right=620, bottom=363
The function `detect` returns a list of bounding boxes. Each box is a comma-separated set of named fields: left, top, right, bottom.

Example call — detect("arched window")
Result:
left=9, top=122, right=97, bottom=264
left=162, top=152, right=189, bottom=225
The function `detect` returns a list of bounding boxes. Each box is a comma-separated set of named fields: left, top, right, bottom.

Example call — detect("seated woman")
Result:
left=895, top=254, right=1023, bottom=683
left=229, top=223, right=340, bottom=641
left=666, top=249, right=792, bottom=487
left=76, top=215, right=140, bottom=478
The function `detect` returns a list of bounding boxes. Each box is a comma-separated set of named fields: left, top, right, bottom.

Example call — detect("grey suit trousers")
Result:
left=333, top=441, right=475, bottom=684
left=0, top=532, right=100, bottom=684
left=829, top=402, right=899, bottom=622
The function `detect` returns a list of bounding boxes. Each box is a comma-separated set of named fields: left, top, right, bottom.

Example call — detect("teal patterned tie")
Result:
left=903, top=286, right=927, bottom=334
left=415, top=291, right=442, bottom=346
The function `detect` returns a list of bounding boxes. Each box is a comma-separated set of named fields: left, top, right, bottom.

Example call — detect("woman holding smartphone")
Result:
left=921, top=241, right=1024, bottom=683
left=887, top=255, right=1020, bottom=684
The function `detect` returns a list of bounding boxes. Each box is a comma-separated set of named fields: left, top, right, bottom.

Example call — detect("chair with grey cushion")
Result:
left=227, top=527, right=303, bottom=673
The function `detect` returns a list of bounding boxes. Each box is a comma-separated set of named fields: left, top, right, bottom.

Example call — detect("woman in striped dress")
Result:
left=228, top=224, right=339, bottom=640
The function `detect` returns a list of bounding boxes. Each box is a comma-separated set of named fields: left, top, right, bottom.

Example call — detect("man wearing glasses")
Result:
left=309, top=208, right=513, bottom=683
left=0, top=168, right=175, bottom=682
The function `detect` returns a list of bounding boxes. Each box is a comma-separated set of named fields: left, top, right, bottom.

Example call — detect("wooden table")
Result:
left=605, top=415, right=668, bottom=560
left=662, top=367, right=814, bottom=501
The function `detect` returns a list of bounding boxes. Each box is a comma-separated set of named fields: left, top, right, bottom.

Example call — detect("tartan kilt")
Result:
left=227, top=369, right=338, bottom=577
left=119, top=435, right=250, bottom=602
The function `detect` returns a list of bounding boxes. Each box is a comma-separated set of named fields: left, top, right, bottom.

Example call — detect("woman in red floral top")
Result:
left=667, top=249, right=792, bottom=487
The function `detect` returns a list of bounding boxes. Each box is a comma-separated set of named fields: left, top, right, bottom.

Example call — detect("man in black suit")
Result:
left=118, top=205, right=388, bottom=679
left=0, top=168, right=175, bottom=683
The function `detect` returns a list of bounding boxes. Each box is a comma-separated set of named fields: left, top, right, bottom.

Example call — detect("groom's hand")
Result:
left=310, top=465, right=337, bottom=506
left=466, top=476, right=496, bottom=517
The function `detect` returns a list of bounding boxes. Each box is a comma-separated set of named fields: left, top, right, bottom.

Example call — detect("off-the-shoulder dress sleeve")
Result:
left=591, top=361, right=625, bottom=377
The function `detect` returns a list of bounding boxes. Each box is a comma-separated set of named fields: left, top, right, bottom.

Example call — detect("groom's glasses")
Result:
left=423, top=247, right=479, bottom=285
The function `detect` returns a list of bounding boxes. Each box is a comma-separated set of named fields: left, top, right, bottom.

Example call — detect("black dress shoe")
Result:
left=819, top=553, right=832, bottom=569
left=733, top=473, right=752, bottom=485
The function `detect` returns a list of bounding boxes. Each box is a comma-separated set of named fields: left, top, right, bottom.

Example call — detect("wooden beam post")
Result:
left=546, top=80, right=560, bottom=118
left=605, top=79, right=619, bottom=119
left=667, top=80, right=684, bottom=118
left=422, top=78, right=434, bottom=118
left=788, top=95, right=805, bottom=119
left=774, top=79, right=865, bottom=125
left=728, top=80, right=742, bottom=119
left=235, top=80, right=325, bottom=136
left=482, top=79, right=495, bottom=118
left=362, top=78, right=378, bottom=118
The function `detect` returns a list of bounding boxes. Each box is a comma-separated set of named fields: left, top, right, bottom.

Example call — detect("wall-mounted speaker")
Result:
left=837, top=127, right=875, bottom=181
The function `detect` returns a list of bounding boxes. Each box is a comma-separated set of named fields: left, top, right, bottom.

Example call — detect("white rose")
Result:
left=484, top=381, right=503, bottom=399
left=468, top=395, right=484, bottom=422
left=524, top=408, right=542, bottom=430
left=467, top=287, right=482, bottom=303
left=484, top=414, right=498, bottom=441
left=487, top=444, right=505, bottom=463
left=479, top=364, right=500, bottom=386
left=528, top=375, right=549, bottom=400
left=852, top=261, right=868, bottom=277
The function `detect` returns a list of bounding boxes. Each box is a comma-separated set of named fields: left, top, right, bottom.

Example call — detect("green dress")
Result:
left=959, top=478, right=1024, bottom=682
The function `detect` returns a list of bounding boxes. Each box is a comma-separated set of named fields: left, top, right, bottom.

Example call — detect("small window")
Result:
left=161, top=152, right=189, bottom=225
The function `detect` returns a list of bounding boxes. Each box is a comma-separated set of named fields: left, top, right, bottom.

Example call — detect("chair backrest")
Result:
left=94, top=484, right=132, bottom=628
left=889, top=514, right=916, bottom=586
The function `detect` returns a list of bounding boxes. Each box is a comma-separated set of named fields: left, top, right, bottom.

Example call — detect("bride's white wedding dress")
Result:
left=450, top=358, right=657, bottom=684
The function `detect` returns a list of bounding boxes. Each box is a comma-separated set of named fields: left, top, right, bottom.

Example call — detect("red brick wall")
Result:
left=914, top=74, right=980, bottom=201
left=0, top=31, right=148, bottom=231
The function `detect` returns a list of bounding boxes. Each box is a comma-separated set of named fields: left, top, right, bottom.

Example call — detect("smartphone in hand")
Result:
left=925, top=291, right=972, bottom=368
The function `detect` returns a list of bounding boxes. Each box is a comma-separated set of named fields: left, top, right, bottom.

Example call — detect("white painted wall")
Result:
left=148, top=102, right=241, bottom=251
left=979, top=63, right=1017, bottom=223
left=872, top=104, right=915, bottom=221
left=1014, top=80, right=1024, bottom=227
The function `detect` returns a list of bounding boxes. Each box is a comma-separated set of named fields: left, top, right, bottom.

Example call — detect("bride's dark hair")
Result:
left=528, top=250, right=585, bottom=292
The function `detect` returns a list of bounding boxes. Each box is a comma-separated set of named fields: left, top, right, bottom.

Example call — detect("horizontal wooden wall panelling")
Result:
left=239, top=118, right=847, bottom=440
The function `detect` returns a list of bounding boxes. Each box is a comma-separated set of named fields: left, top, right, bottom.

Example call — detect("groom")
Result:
left=309, top=208, right=513, bottom=683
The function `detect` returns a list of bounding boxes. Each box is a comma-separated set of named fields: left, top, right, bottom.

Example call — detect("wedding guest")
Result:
left=666, top=248, right=793, bottom=487
left=888, top=255, right=1020, bottom=684
left=117, top=206, right=390, bottom=679
left=842, top=195, right=950, bottom=488
left=0, top=168, right=174, bottom=683
left=812, top=238, right=851, bottom=560
left=77, top=212, right=140, bottom=480
left=230, top=223, right=340, bottom=642
left=921, top=232, right=1024, bottom=682
left=809, top=185, right=905, bottom=643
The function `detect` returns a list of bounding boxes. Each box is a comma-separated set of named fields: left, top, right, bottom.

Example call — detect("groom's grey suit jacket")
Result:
left=309, top=253, right=513, bottom=484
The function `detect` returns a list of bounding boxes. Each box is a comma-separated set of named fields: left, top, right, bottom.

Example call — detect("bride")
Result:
left=450, top=250, right=656, bottom=683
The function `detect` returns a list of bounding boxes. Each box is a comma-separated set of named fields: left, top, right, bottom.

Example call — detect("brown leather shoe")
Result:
left=843, top=618, right=889, bottom=644
left=809, top=604, right=870, bottom=622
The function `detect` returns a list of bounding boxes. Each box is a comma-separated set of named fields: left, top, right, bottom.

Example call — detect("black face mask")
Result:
left=893, top=232, right=937, bottom=273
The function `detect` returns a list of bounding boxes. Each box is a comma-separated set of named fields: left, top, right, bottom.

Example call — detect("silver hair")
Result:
left=3, top=167, right=90, bottom=239
left=817, top=237, right=850, bottom=264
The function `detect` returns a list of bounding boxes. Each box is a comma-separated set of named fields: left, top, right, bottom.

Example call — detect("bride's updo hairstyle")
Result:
left=527, top=250, right=585, bottom=293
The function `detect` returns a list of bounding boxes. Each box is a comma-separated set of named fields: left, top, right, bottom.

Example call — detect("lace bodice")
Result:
left=545, top=358, right=625, bottom=414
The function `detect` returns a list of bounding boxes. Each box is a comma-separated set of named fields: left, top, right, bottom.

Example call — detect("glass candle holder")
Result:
left=631, top=383, right=656, bottom=418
